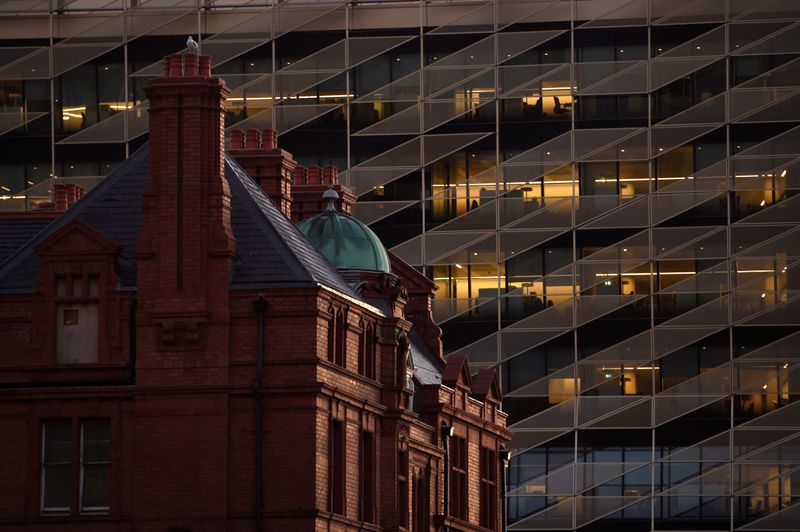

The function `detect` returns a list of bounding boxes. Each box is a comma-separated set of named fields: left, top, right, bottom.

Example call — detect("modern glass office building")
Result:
left=1, top=0, right=799, bottom=530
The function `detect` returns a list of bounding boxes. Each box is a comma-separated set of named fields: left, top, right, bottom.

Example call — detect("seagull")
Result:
left=187, top=36, right=199, bottom=54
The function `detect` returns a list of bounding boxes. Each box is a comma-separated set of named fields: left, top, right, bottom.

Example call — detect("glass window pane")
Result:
left=43, top=464, right=71, bottom=511
left=81, top=464, right=109, bottom=509
left=81, top=418, right=110, bottom=511
left=44, top=419, right=72, bottom=462
left=81, top=418, right=110, bottom=462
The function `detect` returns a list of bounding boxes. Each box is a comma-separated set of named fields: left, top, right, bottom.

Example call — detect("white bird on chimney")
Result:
left=187, top=35, right=199, bottom=54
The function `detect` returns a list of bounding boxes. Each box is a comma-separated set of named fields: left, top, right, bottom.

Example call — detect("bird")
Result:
left=186, top=36, right=198, bottom=54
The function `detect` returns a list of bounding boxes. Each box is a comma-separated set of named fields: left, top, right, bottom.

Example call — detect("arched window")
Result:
left=359, top=323, right=376, bottom=380
left=327, top=309, right=336, bottom=363
left=334, top=310, right=346, bottom=367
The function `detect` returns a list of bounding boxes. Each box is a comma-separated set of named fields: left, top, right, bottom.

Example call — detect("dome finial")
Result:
left=322, top=185, right=339, bottom=212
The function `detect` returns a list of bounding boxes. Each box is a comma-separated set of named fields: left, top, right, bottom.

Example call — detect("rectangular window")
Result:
left=80, top=419, right=110, bottom=512
left=450, top=436, right=468, bottom=521
left=41, top=418, right=111, bottom=516
left=480, top=447, right=498, bottom=529
left=330, top=420, right=345, bottom=515
left=398, top=449, right=409, bottom=528
left=41, top=419, right=72, bottom=514
left=413, top=468, right=428, bottom=532
left=360, top=431, right=376, bottom=523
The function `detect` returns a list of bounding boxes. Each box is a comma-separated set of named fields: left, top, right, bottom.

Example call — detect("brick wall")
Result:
left=0, top=51, right=510, bottom=532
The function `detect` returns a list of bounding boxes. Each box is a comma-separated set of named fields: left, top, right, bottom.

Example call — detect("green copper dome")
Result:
left=298, top=190, right=391, bottom=274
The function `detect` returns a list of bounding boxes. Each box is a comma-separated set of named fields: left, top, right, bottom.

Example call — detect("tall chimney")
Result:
left=228, top=128, right=297, bottom=218
left=136, top=51, right=234, bottom=360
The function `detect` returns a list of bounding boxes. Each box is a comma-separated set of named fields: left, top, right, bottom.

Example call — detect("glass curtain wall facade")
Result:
left=2, top=0, right=800, bottom=530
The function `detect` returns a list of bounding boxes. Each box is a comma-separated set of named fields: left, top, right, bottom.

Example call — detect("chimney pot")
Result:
left=184, top=53, right=199, bottom=76
left=245, top=128, right=260, bottom=149
left=230, top=129, right=244, bottom=150
left=322, top=164, right=338, bottom=185
left=294, top=165, right=308, bottom=185
left=64, top=184, right=78, bottom=205
left=262, top=128, right=277, bottom=149
left=167, top=54, right=183, bottom=77
left=53, top=184, right=68, bottom=212
left=199, top=55, right=211, bottom=77
left=307, top=165, right=322, bottom=185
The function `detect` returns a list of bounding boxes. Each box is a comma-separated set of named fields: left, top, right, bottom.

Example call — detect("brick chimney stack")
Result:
left=136, top=51, right=234, bottom=374
left=228, top=128, right=296, bottom=217
left=290, top=163, right=357, bottom=222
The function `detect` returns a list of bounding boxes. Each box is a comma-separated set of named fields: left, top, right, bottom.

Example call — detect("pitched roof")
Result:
left=408, top=329, right=443, bottom=386
left=0, top=218, right=52, bottom=266
left=225, top=158, right=357, bottom=295
left=0, top=143, right=359, bottom=298
left=471, top=367, right=502, bottom=401
left=441, top=353, right=472, bottom=389
left=0, top=146, right=149, bottom=291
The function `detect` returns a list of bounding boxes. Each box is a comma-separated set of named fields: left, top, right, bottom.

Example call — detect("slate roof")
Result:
left=226, top=160, right=355, bottom=295
left=0, top=218, right=52, bottom=265
left=409, top=329, right=444, bottom=386
left=0, top=143, right=359, bottom=299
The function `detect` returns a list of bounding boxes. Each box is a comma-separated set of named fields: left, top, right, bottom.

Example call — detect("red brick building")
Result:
left=0, top=52, right=510, bottom=532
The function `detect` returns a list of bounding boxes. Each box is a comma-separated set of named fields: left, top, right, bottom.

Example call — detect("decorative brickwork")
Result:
left=0, top=51, right=510, bottom=532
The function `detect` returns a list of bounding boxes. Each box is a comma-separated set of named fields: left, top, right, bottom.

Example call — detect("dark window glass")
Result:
left=335, top=311, right=346, bottom=367
left=42, top=419, right=72, bottom=513
left=398, top=448, right=409, bottom=527
left=359, top=323, right=376, bottom=380
left=450, top=436, right=469, bottom=520
left=412, top=467, right=428, bottom=531
left=80, top=418, right=110, bottom=511
left=360, top=431, right=376, bottom=523
left=480, top=446, right=498, bottom=529
left=330, top=420, right=345, bottom=515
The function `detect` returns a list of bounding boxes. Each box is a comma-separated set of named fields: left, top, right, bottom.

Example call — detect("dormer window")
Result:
left=33, top=219, right=120, bottom=367
left=55, top=273, right=100, bottom=364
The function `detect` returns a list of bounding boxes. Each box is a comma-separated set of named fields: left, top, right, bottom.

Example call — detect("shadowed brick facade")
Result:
left=0, top=52, right=510, bottom=532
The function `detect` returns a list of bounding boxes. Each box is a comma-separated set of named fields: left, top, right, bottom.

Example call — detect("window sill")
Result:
left=433, top=514, right=495, bottom=532
left=3, top=362, right=128, bottom=372
left=325, top=511, right=381, bottom=531
left=39, top=511, right=112, bottom=519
